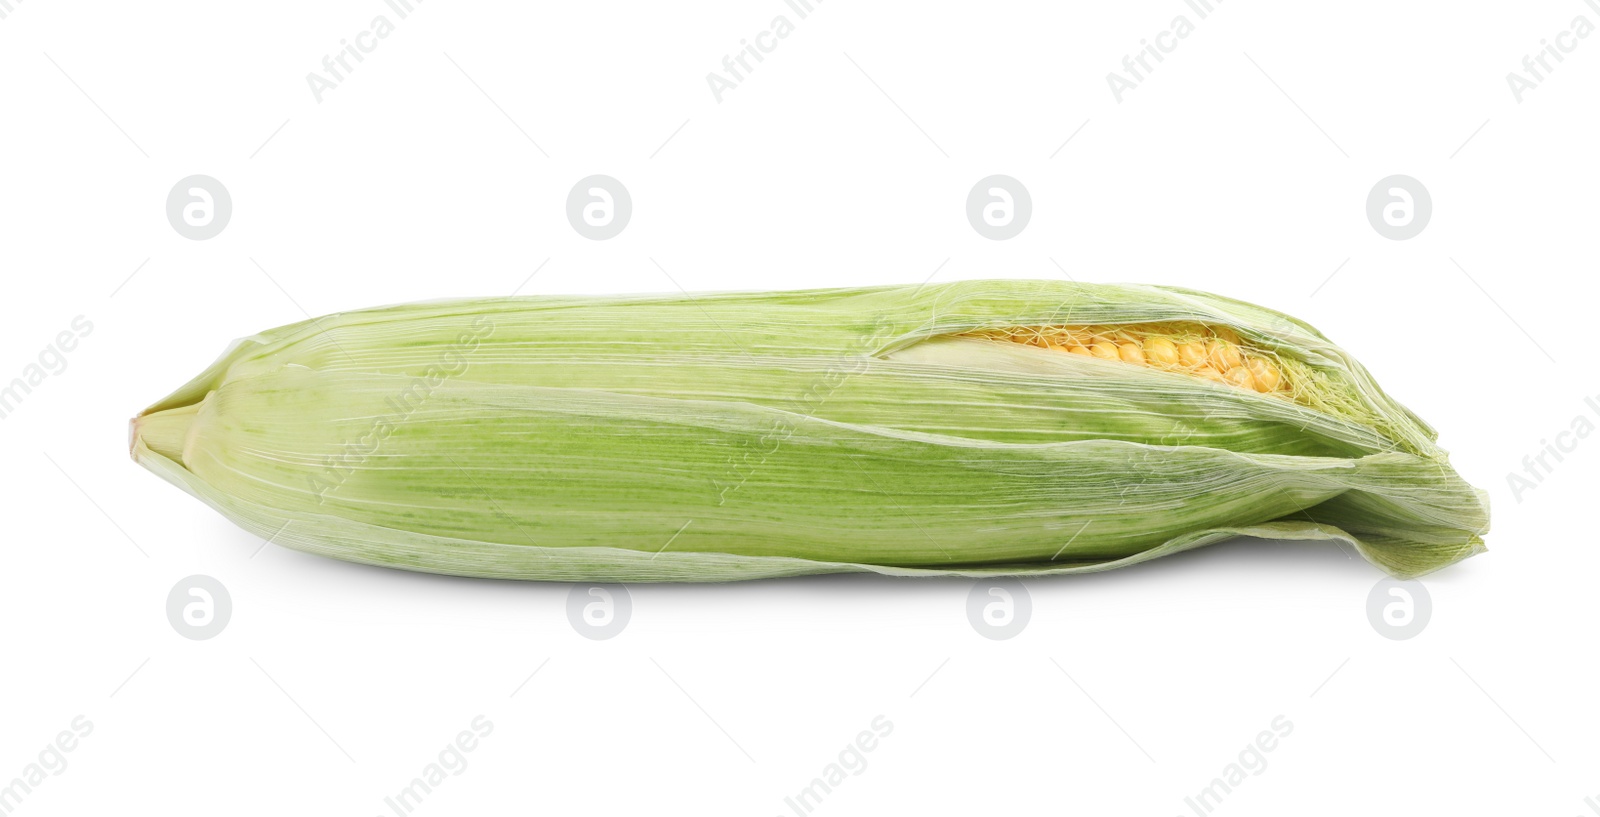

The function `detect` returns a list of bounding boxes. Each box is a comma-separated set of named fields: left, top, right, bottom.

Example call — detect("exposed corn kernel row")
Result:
left=963, top=322, right=1291, bottom=396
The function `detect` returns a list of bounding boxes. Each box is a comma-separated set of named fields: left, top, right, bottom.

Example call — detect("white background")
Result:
left=2, top=1, right=1596, bottom=814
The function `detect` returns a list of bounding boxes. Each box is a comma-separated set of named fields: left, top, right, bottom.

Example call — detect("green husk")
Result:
left=130, top=280, right=1488, bottom=581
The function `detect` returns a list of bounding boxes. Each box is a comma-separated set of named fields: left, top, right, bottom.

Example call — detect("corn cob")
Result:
left=130, top=280, right=1488, bottom=581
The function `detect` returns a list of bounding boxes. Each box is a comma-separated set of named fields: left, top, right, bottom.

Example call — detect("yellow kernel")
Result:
left=1145, top=337, right=1179, bottom=367
left=1117, top=342, right=1146, bottom=365
left=1194, top=366, right=1226, bottom=382
left=1178, top=343, right=1209, bottom=369
left=1067, top=345, right=1091, bottom=356
left=1224, top=366, right=1255, bottom=390
left=1211, top=326, right=1241, bottom=345
left=1245, top=358, right=1281, bottom=392
left=1208, top=340, right=1243, bottom=371
left=1090, top=342, right=1119, bottom=360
